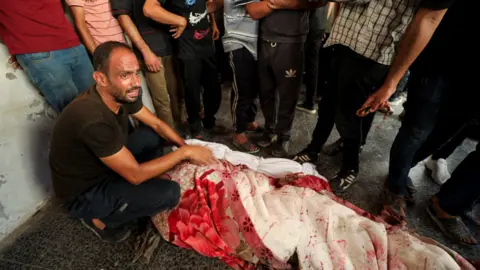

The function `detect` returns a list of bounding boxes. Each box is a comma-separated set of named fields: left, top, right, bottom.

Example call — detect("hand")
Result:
left=143, top=49, right=162, bottom=73
left=8, top=56, right=22, bottom=70
left=357, top=84, right=396, bottom=117
left=181, top=145, right=217, bottom=166
left=170, top=17, right=187, bottom=39
left=212, top=24, right=220, bottom=41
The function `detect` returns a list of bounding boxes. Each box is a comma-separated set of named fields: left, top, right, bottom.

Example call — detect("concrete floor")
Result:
left=1, top=87, right=479, bottom=269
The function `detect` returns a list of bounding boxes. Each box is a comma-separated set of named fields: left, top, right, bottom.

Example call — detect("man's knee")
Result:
left=141, top=179, right=180, bottom=212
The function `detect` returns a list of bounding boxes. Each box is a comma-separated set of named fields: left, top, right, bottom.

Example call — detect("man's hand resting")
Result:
left=180, top=145, right=217, bottom=166
left=357, top=84, right=396, bottom=117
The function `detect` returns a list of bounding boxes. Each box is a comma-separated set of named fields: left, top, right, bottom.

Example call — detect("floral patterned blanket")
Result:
left=152, top=160, right=474, bottom=269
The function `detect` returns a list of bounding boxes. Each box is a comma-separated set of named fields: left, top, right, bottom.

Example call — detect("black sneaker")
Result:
left=296, top=102, right=316, bottom=114
left=271, top=140, right=290, bottom=158
left=292, top=149, right=318, bottom=164
left=81, top=219, right=131, bottom=243
left=323, top=138, right=344, bottom=156
left=330, top=169, right=358, bottom=193
left=257, top=133, right=277, bottom=148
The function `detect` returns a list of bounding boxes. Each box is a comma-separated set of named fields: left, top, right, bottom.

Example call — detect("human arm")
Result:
left=68, top=4, right=97, bottom=54
left=131, top=106, right=186, bottom=147
left=245, top=0, right=273, bottom=20
left=357, top=3, right=451, bottom=116
left=210, top=12, right=220, bottom=40
left=116, top=15, right=162, bottom=72
left=143, top=0, right=187, bottom=38
left=268, top=0, right=327, bottom=11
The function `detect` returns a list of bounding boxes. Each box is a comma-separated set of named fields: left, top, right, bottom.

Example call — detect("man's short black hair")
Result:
left=92, top=41, right=133, bottom=74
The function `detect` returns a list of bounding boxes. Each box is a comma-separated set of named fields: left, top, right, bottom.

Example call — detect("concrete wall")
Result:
left=0, top=44, right=55, bottom=240
left=0, top=42, right=154, bottom=242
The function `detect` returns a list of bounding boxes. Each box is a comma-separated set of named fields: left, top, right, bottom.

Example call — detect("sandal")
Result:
left=427, top=201, right=478, bottom=246
left=233, top=139, right=260, bottom=154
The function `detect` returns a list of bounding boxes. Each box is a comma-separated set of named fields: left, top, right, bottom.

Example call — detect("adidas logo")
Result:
left=285, top=69, right=297, bottom=78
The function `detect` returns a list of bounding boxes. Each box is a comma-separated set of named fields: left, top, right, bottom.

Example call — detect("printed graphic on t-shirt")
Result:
left=194, top=29, right=210, bottom=40
left=186, top=0, right=196, bottom=6
left=189, top=9, right=208, bottom=25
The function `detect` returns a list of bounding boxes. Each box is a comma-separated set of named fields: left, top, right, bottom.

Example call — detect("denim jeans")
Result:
left=16, top=44, right=95, bottom=112
left=66, top=126, right=180, bottom=229
left=388, top=72, right=451, bottom=195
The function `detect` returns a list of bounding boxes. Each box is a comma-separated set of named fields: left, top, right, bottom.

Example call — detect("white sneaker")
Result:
left=425, top=158, right=451, bottom=185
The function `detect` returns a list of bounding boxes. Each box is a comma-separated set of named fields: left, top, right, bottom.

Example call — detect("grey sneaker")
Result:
left=271, top=140, right=290, bottom=158
left=81, top=219, right=131, bottom=243
left=257, top=133, right=277, bottom=148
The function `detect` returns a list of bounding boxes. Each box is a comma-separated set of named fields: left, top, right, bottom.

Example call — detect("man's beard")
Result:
left=114, top=87, right=140, bottom=104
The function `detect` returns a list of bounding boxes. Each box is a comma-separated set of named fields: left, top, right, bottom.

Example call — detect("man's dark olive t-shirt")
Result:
left=49, top=86, right=143, bottom=199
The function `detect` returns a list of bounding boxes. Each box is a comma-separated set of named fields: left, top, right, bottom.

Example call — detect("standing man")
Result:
left=256, top=0, right=327, bottom=158
left=66, top=0, right=126, bottom=55
left=357, top=0, right=469, bottom=225
left=143, top=0, right=227, bottom=139
left=111, top=0, right=185, bottom=128
left=0, top=0, right=94, bottom=112
left=291, top=0, right=420, bottom=193
left=50, top=42, right=216, bottom=243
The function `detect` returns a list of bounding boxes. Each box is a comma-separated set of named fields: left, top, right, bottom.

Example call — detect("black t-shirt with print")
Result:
left=162, top=0, right=215, bottom=59
left=49, top=86, right=143, bottom=199
left=111, top=0, right=173, bottom=58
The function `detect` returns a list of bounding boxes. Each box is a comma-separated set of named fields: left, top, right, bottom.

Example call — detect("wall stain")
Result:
left=0, top=201, right=7, bottom=220
left=5, top=72, right=17, bottom=80
left=29, top=99, right=42, bottom=108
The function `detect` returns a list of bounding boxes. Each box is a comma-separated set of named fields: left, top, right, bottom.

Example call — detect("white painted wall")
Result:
left=0, top=44, right=55, bottom=240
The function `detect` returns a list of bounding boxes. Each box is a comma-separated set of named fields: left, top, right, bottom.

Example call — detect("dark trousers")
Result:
left=306, top=45, right=387, bottom=171
left=180, top=56, right=222, bottom=133
left=303, top=28, right=325, bottom=107
left=258, top=41, right=304, bottom=141
left=67, top=126, right=180, bottom=229
left=437, top=143, right=480, bottom=216
left=229, top=48, right=258, bottom=134
left=388, top=72, right=451, bottom=195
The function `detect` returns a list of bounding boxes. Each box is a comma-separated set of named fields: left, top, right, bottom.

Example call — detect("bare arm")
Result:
left=357, top=7, right=448, bottom=116
left=246, top=0, right=273, bottom=20
left=132, top=107, right=186, bottom=147
left=69, top=6, right=97, bottom=54
left=143, top=0, right=186, bottom=26
left=268, top=0, right=327, bottom=11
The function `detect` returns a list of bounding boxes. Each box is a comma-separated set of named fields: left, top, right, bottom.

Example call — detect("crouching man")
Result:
left=49, top=41, right=216, bottom=243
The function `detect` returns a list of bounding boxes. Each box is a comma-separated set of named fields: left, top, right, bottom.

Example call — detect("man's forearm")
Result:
left=70, top=7, right=97, bottom=54
left=143, top=0, right=185, bottom=25
left=246, top=1, right=273, bottom=20
left=382, top=7, right=447, bottom=90
left=117, top=15, right=152, bottom=55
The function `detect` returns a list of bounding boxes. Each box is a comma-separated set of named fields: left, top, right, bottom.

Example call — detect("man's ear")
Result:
left=93, top=71, right=108, bottom=87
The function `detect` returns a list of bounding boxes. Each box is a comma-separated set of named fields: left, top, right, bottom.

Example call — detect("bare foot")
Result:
left=246, top=122, right=260, bottom=131
left=233, top=133, right=248, bottom=145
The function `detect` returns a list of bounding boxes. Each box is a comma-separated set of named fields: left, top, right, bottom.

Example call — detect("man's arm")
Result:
left=357, top=6, right=450, bottom=116
left=268, top=0, right=327, bottom=11
left=245, top=0, right=273, bottom=20
left=69, top=6, right=97, bottom=54
left=132, top=107, right=186, bottom=147
left=143, top=0, right=186, bottom=26
left=116, top=15, right=162, bottom=72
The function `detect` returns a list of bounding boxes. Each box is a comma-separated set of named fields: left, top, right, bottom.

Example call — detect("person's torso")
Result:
left=131, top=0, right=173, bottom=57
left=49, top=87, right=131, bottom=199
left=413, top=0, right=472, bottom=77
left=81, top=0, right=126, bottom=44
left=222, top=0, right=259, bottom=58
left=260, top=10, right=309, bottom=43
left=325, top=0, right=419, bottom=65
left=165, top=0, right=214, bottom=59
left=0, top=0, right=80, bottom=55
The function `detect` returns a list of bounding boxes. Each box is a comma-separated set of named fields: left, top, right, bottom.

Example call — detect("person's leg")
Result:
left=332, top=47, right=388, bottom=192
left=299, top=28, right=324, bottom=111
left=270, top=42, right=304, bottom=157
left=70, top=44, right=95, bottom=94
left=179, top=58, right=203, bottom=136
left=229, top=48, right=260, bottom=153
left=127, top=125, right=165, bottom=162
left=200, top=56, right=223, bottom=130
left=16, top=47, right=84, bottom=112
left=427, top=143, right=480, bottom=245
left=257, top=41, right=278, bottom=147
left=144, top=59, right=175, bottom=128
left=163, top=55, right=186, bottom=125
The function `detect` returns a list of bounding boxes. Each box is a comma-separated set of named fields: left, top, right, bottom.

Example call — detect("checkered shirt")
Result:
left=325, top=0, right=420, bottom=65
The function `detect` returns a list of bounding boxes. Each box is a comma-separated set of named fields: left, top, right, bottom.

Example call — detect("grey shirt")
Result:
left=222, top=0, right=259, bottom=59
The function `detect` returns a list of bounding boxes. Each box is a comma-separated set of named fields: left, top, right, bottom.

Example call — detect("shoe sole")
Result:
left=81, top=219, right=131, bottom=243
left=296, top=106, right=317, bottom=114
